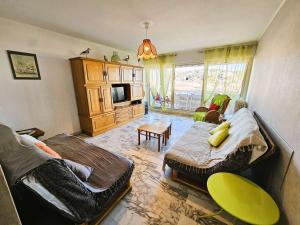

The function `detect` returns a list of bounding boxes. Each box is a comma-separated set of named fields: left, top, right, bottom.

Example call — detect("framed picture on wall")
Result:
left=7, top=50, right=41, bottom=80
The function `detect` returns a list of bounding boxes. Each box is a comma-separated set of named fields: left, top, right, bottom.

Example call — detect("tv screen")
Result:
left=112, top=86, right=125, bottom=103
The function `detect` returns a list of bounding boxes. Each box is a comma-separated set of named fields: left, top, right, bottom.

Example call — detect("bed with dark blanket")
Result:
left=12, top=134, right=134, bottom=225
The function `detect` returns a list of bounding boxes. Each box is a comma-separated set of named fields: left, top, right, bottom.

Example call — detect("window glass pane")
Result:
left=204, top=63, right=247, bottom=105
left=174, top=65, right=204, bottom=111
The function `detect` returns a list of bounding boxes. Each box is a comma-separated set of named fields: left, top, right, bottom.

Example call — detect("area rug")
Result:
left=86, top=112, right=238, bottom=225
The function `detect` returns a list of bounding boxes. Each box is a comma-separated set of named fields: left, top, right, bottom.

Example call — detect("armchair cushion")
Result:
left=193, top=112, right=206, bottom=121
left=208, top=103, right=220, bottom=111
left=213, top=94, right=228, bottom=106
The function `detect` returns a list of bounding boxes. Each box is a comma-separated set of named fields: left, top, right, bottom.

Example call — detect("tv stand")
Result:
left=70, top=57, right=145, bottom=136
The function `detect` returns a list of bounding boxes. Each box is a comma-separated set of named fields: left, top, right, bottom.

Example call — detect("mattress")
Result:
left=45, top=134, right=134, bottom=189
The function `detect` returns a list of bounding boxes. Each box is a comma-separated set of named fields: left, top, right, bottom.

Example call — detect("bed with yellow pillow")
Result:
left=163, top=108, right=275, bottom=189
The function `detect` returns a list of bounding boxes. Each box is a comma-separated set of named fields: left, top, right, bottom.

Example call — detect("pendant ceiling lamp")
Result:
left=137, top=22, right=157, bottom=60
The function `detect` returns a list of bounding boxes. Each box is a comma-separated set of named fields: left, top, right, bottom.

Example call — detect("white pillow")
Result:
left=19, top=134, right=45, bottom=146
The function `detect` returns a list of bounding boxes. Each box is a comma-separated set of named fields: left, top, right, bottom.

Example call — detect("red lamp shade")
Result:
left=137, top=39, right=157, bottom=60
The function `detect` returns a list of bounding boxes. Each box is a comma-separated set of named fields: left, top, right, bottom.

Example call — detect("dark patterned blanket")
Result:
left=14, top=157, right=134, bottom=224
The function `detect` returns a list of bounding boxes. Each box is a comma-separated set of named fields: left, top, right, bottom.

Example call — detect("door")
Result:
left=132, top=104, right=145, bottom=118
left=84, top=60, right=105, bottom=84
left=121, top=66, right=133, bottom=83
left=131, top=84, right=144, bottom=100
left=134, top=68, right=143, bottom=83
left=174, top=65, right=204, bottom=111
left=86, top=87, right=102, bottom=115
left=106, top=63, right=121, bottom=83
left=100, top=85, right=114, bottom=112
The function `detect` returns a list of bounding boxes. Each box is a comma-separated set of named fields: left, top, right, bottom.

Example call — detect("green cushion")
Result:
left=209, top=121, right=231, bottom=135
left=193, top=112, right=206, bottom=121
left=212, top=94, right=228, bottom=111
left=208, top=128, right=229, bottom=147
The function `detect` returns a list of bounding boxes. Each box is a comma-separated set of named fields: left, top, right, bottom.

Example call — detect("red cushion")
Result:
left=209, top=103, right=220, bottom=111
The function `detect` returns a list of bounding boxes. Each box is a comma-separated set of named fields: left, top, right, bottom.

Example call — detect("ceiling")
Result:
left=0, top=0, right=283, bottom=53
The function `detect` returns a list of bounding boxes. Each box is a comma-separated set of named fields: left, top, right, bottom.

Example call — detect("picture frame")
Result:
left=7, top=50, right=41, bottom=80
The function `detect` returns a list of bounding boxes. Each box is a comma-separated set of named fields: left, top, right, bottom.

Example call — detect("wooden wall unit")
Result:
left=70, top=57, right=145, bottom=136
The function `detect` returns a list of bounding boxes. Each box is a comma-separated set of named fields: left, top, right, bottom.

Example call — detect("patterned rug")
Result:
left=85, top=112, right=239, bottom=225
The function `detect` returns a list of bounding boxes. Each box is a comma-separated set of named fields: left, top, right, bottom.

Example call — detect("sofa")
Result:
left=163, top=108, right=276, bottom=189
left=0, top=124, right=134, bottom=225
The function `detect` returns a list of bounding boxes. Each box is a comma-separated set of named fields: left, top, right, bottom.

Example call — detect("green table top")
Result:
left=207, top=173, right=280, bottom=225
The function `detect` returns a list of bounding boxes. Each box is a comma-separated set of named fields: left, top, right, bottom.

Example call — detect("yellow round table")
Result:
left=207, top=172, right=280, bottom=225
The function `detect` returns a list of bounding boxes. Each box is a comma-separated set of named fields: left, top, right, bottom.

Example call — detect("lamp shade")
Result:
left=137, top=39, right=157, bottom=60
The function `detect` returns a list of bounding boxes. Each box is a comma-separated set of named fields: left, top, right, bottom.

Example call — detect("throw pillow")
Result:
left=35, top=143, right=62, bottom=159
left=64, top=159, right=94, bottom=181
left=209, top=103, right=220, bottom=111
left=209, top=121, right=231, bottom=135
left=19, top=134, right=45, bottom=146
left=208, top=128, right=229, bottom=147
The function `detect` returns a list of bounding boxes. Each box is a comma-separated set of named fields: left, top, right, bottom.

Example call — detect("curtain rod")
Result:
left=203, top=41, right=258, bottom=51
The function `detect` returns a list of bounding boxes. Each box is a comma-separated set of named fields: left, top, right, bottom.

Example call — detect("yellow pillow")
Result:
left=208, top=128, right=229, bottom=147
left=209, top=121, right=231, bottom=135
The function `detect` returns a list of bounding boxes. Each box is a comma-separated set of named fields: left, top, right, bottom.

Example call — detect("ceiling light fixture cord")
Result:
left=144, top=22, right=149, bottom=38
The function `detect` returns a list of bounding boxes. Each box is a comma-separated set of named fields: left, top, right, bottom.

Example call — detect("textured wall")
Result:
left=0, top=18, right=137, bottom=139
left=247, top=0, right=300, bottom=224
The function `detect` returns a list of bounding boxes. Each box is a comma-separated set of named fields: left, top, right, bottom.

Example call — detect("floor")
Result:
left=85, top=112, right=246, bottom=225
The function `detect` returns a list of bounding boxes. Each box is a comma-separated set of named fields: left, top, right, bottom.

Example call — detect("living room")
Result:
left=0, top=0, right=299, bottom=225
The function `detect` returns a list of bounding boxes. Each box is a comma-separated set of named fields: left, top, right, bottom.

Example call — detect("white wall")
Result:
left=247, top=0, right=300, bottom=224
left=0, top=18, right=137, bottom=139
left=174, top=49, right=204, bottom=66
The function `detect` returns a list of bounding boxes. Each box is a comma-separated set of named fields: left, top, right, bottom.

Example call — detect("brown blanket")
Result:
left=45, top=134, right=132, bottom=189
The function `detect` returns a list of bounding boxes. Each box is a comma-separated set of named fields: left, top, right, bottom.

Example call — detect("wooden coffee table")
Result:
left=137, top=122, right=172, bottom=152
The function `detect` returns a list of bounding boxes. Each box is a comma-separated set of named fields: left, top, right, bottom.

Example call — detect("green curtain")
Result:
left=144, top=55, right=175, bottom=111
left=201, top=43, right=257, bottom=106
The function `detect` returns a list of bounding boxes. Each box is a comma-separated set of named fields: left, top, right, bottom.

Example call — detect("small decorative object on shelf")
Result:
left=111, top=51, right=121, bottom=63
left=80, top=48, right=91, bottom=58
left=123, top=55, right=130, bottom=63
left=16, top=128, right=45, bottom=139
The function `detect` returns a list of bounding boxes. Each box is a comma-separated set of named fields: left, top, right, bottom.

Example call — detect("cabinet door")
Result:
left=84, top=60, right=105, bottom=84
left=115, top=108, right=131, bottom=124
left=132, top=104, right=145, bottom=118
left=134, top=68, right=143, bottom=83
left=87, top=87, right=102, bottom=115
left=92, top=112, right=116, bottom=132
left=131, top=84, right=144, bottom=100
left=106, top=64, right=121, bottom=83
left=100, top=85, right=114, bottom=112
left=121, top=66, right=133, bottom=83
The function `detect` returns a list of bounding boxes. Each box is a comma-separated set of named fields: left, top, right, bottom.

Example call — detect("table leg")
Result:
left=158, top=134, right=161, bottom=152
left=169, top=125, right=172, bottom=135
left=146, top=131, right=148, bottom=140
left=162, top=133, right=165, bottom=145
left=138, top=130, right=140, bottom=145
left=149, top=132, right=151, bottom=140
left=164, top=132, right=167, bottom=146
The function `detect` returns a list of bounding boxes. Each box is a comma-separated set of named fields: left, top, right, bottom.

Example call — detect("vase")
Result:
left=111, top=51, right=121, bottom=63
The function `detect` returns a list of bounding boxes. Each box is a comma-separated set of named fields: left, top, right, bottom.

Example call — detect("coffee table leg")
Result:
left=158, top=134, right=161, bottom=152
left=138, top=130, right=141, bottom=145
left=146, top=132, right=148, bottom=140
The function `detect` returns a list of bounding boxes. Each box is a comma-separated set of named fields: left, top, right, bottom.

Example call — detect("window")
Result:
left=203, top=63, right=247, bottom=105
left=174, top=65, right=204, bottom=111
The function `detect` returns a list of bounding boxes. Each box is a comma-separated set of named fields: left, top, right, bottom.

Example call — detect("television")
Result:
left=112, top=86, right=126, bottom=103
